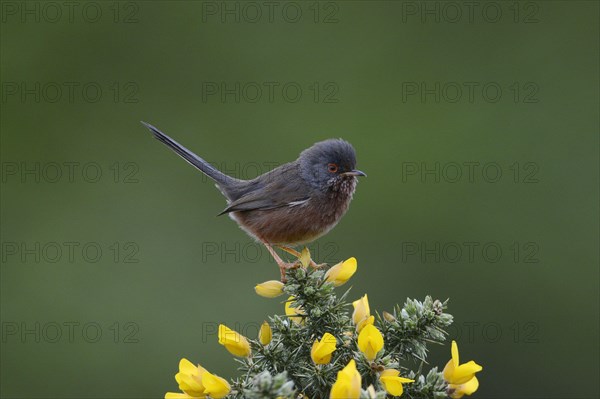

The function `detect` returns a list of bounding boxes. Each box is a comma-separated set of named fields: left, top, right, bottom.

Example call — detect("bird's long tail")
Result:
left=141, top=122, right=238, bottom=188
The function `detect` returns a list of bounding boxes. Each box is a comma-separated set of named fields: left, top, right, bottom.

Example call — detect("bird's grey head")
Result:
left=298, top=139, right=366, bottom=192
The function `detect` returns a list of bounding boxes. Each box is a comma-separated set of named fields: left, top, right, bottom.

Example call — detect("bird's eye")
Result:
left=327, top=163, right=338, bottom=173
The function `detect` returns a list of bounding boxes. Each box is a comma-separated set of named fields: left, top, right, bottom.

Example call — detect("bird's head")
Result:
left=299, top=139, right=366, bottom=193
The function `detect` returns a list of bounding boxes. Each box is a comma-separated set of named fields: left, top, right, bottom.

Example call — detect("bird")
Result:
left=142, top=122, right=366, bottom=280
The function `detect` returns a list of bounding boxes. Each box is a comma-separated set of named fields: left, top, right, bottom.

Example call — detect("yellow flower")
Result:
left=357, top=323, right=384, bottom=361
left=311, top=332, right=337, bottom=364
left=165, top=358, right=230, bottom=399
left=255, top=280, right=285, bottom=298
left=325, top=257, right=357, bottom=286
left=330, top=359, right=361, bottom=399
left=285, top=296, right=305, bottom=324
left=352, top=294, right=374, bottom=332
left=443, top=341, right=482, bottom=398
left=259, top=321, right=272, bottom=346
left=218, top=324, right=251, bottom=357
left=379, top=369, right=414, bottom=396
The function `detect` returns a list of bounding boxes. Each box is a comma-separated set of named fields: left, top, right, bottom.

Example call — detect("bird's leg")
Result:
left=264, top=243, right=299, bottom=282
left=277, top=245, right=324, bottom=268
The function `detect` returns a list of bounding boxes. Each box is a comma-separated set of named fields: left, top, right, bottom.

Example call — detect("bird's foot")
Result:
left=278, top=261, right=300, bottom=282
left=277, top=245, right=322, bottom=268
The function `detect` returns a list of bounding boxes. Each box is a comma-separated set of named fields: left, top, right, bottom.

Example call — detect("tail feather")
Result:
left=141, top=121, right=237, bottom=188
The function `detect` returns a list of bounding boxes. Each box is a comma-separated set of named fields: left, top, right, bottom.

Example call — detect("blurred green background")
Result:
left=1, top=1, right=598, bottom=398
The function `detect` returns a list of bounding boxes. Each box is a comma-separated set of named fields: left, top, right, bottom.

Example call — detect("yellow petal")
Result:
left=451, top=340, right=459, bottom=366
left=357, top=324, right=384, bottom=361
left=324, top=261, right=343, bottom=282
left=255, top=280, right=285, bottom=298
left=218, top=324, right=251, bottom=357
left=311, top=332, right=337, bottom=364
left=202, top=371, right=231, bottom=399
left=380, top=369, right=399, bottom=378
left=449, top=376, right=479, bottom=398
left=175, top=372, right=204, bottom=398
left=380, top=376, right=403, bottom=396
left=462, top=376, right=479, bottom=395
left=451, top=361, right=483, bottom=384
left=356, top=315, right=374, bottom=333
left=381, top=369, right=415, bottom=383
left=311, top=340, right=332, bottom=364
left=178, top=358, right=198, bottom=375
left=443, top=358, right=456, bottom=382
left=325, top=257, right=357, bottom=286
left=173, top=358, right=206, bottom=397
left=259, top=321, right=272, bottom=346
left=380, top=369, right=414, bottom=396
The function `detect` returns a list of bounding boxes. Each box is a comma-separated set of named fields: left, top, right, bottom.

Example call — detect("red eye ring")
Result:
left=328, top=163, right=338, bottom=173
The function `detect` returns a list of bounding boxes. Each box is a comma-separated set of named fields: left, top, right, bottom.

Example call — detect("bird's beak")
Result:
left=343, top=170, right=367, bottom=177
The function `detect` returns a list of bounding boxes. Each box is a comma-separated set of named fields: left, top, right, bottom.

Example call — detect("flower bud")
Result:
left=325, top=257, right=357, bottom=286
left=218, top=324, right=251, bottom=357
left=352, top=294, right=374, bottom=332
left=259, top=321, right=272, bottom=346
left=255, top=280, right=285, bottom=298
left=383, top=311, right=396, bottom=322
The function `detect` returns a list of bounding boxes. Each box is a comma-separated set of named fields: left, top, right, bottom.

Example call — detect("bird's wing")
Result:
left=218, top=194, right=309, bottom=215
left=218, top=166, right=310, bottom=215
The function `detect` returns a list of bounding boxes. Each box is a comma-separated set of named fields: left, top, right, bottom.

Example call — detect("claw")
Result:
left=277, top=245, right=320, bottom=268
left=265, top=243, right=302, bottom=282
left=278, top=261, right=299, bottom=282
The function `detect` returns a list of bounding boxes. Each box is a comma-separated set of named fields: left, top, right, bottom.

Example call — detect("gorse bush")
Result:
left=166, top=253, right=483, bottom=399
